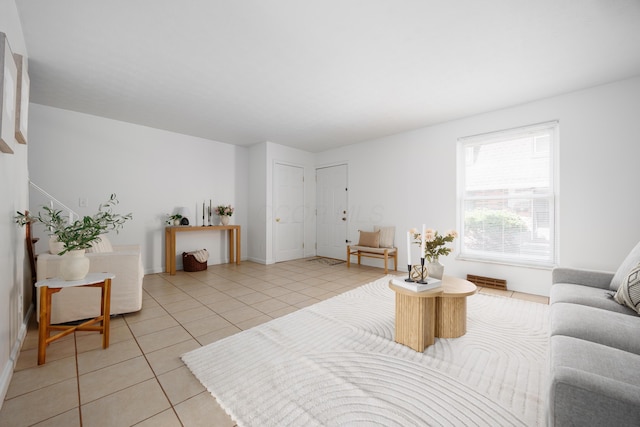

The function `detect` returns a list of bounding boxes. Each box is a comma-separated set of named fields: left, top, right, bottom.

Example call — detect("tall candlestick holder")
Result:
left=417, top=257, right=428, bottom=284
left=405, top=264, right=415, bottom=282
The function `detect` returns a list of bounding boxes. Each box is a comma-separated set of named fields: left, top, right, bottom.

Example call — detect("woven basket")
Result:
left=182, top=251, right=207, bottom=272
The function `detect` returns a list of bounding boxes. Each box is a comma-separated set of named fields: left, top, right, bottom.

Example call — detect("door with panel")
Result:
left=316, top=164, right=348, bottom=260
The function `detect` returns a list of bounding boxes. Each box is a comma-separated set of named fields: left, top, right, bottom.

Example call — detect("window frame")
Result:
left=456, top=121, right=559, bottom=268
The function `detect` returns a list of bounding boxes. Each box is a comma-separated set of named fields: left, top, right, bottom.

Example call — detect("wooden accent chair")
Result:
left=25, top=211, right=39, bottom=306
left=347, top=226, right=398, bottom=274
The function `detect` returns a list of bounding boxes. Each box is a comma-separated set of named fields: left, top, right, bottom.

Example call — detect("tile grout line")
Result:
left=122, top=292, right=188, bottom=426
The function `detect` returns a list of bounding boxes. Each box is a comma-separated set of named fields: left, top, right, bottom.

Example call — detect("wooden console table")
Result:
left=165, top=225, right=241, bottom=275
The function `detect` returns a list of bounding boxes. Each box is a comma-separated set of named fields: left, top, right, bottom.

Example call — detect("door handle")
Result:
left=275, top=218, right=280, bottom=222
left=342, top=217, right=346, bottom=221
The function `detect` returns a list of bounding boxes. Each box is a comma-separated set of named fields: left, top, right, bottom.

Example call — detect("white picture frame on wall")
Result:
left=13, top=53, right=29, bottom=145
left=0, top=32, right=17, bottom=154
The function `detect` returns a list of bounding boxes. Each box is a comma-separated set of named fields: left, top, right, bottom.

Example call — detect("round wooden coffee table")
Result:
left=389, top=275, right=477, bottom=351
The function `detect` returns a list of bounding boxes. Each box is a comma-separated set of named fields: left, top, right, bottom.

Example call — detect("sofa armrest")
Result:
left=551, top=267, right=614, bottom=289
left=549, top=366, right=640, bottom=426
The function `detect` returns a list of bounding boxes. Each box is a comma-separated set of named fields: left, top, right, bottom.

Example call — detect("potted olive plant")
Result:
left=16, top=194, right=132, bottom=280
left=15, top=204, right=68, bottom=254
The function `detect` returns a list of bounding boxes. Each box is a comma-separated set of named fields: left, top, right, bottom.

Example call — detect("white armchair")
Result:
left=36, top=243, right=144, bottom=324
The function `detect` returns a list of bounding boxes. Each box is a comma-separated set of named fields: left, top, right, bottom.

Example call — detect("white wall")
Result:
left=0, top=0, right=29, bottom=408
left=27, top=104, right=249, bottom=273
left=248, top=141, right=316, bottom=264
left=317, top=76, right=640, bottom=296
left=248, top=142, right=268, bottom=263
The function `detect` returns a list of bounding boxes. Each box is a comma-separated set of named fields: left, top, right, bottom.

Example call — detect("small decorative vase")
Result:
left=173, top=219, right=181, bottom=226
left=59, top=249, right=91, bottom=281
left=427, top=258, right=444, bottom=280
left=49, top=236, right=65, bottom=255
left=220, top=215, right=230, bottom=226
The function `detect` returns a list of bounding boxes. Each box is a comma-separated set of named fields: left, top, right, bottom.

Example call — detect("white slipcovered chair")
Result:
left=347, top=225, right=398, bottom=274
left=36, top=236, right=144, bottom=324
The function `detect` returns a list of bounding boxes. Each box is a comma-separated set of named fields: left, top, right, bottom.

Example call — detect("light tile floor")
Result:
left=0, top=259, right=548, bottom=426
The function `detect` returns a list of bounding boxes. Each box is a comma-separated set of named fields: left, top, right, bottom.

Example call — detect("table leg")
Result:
left=394, top=293, right=436, bottom=352
left=37, top=286, right=49, bottom=365
left=228, top=229, right=234, bottom=263
left=435, top=296, right=468, bottom=338
left=236, top=227, right=241, bottom=265
left=166, top=228, right=177, bottom=275
left=164, top=228, right=170, bottom=274
left=102, top=278, right=111, bottom=348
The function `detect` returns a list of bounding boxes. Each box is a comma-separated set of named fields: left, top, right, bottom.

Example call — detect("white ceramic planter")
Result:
left=48, top=236, right=65, bottom=254
left=59, top=249, right=90, bottom=281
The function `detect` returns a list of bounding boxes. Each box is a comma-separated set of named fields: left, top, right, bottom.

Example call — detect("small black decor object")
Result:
left=180, top=217, right=189, bottom=226
left=417, top=257, right=428, bottom=284
left=405, top=264, right=415, bottom=282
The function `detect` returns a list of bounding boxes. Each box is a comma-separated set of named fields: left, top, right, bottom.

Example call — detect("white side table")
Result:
left=36, top=272, right=115, bottom=365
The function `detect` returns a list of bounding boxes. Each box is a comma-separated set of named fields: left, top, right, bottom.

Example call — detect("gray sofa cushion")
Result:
left=550, top=283, right=635, bottom=314
left=610, top=240, right=640, bottom=291
left=550, top=302, right=640, bottom=353
left=549, top=335, right=640, bottom=427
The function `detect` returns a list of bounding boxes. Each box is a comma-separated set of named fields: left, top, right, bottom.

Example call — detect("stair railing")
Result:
left=29, top=181, right=79, bottom=223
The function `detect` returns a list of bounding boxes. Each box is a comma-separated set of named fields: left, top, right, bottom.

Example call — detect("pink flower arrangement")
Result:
left=215, top=205, right=234, bottom=217
left=410, top=228, right=458, bottom=262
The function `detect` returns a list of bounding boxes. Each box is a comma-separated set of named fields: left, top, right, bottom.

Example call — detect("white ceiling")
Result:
left=14, top=0, right=640, bottom=152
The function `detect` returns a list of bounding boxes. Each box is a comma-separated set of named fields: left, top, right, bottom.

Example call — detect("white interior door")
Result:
left=274, top=163, right=305, bottom=262
left=316, top=164, right=348, bottom=259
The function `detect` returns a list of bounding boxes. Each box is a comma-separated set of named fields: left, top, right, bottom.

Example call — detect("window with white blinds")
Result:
left=458, top=122, right=558, bottom=267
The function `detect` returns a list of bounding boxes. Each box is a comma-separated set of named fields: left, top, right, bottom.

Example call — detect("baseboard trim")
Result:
left=0, top=304, right=33, bottom=411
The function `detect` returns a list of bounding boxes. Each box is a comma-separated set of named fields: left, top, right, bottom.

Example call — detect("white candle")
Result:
left=406, top=231, right=412, bottom=265
left=421, top=224, right=426, bottom=259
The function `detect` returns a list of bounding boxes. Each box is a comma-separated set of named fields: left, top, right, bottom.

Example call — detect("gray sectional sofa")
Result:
left=548, top=241, right=640, bottom=426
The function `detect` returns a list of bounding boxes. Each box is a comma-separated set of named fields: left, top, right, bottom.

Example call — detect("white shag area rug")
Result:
left=182, top=276, right=549, bottom=426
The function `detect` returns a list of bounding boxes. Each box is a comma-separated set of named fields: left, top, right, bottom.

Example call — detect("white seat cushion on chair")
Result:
left=349, top=245, right=396, bottom=254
